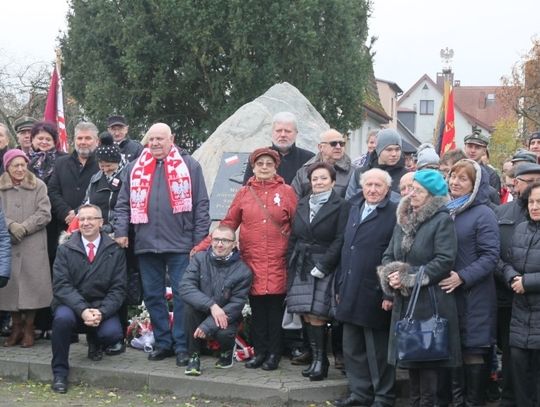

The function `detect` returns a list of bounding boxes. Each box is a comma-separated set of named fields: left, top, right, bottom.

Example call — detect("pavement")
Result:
left=0, top=336, right=408, bottom=405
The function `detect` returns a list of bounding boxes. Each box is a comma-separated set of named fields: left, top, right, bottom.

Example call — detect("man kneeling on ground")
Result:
left=50, top=204, right=126, bottom=394
left=179, top=225, right=252, bottom=376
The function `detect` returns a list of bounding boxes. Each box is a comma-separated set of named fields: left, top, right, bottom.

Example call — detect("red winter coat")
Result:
left=195, top=175, right=297, bottom=295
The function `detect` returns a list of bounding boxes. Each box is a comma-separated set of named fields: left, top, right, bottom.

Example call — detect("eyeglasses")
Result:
left=321, top=141, right=346, bottom=147
left=517, top=177, right=540, bottom=184
left=211, top=238, right=235, bottom=245
left=255, top=161, right=275, bottom=168
left=78, top=216, right=102, bottom=222
left=410, top=187, right=428, bottom=196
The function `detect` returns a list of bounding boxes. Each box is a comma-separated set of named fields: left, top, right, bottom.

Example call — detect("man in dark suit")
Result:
left=50, top=204, right=126, bottom=394
left=334, top=168, right=398, bottom=407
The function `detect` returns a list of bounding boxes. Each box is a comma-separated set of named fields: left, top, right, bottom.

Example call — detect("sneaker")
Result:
left=215, top=349, right=234, bottom=369
left=184, top=353, right=201, bottom=376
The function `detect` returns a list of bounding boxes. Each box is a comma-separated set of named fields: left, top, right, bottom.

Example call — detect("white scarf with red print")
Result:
left=129, top=146, right=192, bottom=224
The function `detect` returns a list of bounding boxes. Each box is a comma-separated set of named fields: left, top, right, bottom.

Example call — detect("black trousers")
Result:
left=510, top=346, right=540, bottom=407
left=249, top=294, right=285, bottom=356
left=343, top=323, right=395, bottom=406
left=409, top=368, right=438, bottom=407
left=183, top=303, right=237, bottom=354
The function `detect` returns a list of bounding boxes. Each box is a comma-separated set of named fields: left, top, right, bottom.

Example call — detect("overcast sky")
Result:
left=1, top=1, right=539, bottom=94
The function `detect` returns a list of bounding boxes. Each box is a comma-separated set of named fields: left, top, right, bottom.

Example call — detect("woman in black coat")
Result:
left=286, top=162, right=349, bottom=381
left=378, top=169, right=460, bottom=407
left=502, top=182, right=540, bottom=407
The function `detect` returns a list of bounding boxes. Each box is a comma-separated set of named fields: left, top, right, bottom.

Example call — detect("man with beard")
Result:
left=48, top=122, right=100, bottom=231
left=243, top=112, right=314, bottom=185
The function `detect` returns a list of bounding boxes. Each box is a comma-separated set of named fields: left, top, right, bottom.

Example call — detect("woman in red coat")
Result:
left=193, top=147, right=297, bottom=370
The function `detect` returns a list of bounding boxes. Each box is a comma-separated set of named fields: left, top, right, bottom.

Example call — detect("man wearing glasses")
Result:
left=50, top=204, right=126, bottom=394
left=494, top=162, right=540, bottom=406
left=179, top=226, right=252, bottom=376
left=292, top=129, right=354, bottom=198
left=345, top=128, right=408, bottom=200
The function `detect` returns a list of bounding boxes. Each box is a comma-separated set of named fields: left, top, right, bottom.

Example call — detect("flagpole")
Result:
left=55, top=48, right=62, bottom=76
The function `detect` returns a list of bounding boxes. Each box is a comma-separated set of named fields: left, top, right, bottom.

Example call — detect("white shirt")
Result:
left=81, top=235, right=101, bottom=258
left=361, top=203, right=377, bottom=221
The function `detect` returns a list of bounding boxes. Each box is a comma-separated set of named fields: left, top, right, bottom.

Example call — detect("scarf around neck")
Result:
left=309, top=190, right=332, bottom=222
left=446, top=194, right=471, bottom=215
left=129, top=146, right=192, bottom=224
left=29, top=149, right=57, bottom=181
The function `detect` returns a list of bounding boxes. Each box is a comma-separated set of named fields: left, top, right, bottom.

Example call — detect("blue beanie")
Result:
left=414, top=169, right=448, bottom=197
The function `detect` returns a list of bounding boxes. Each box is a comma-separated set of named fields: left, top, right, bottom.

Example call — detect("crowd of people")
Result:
left=0, top=112, right=538, bottom=407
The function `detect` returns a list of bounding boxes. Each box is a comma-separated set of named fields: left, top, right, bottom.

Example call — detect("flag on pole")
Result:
left=433, top=78, right=456, bottom=155
left=44, top=63, right=68, bottom=152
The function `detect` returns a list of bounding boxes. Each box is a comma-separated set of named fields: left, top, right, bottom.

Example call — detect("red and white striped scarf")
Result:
left=129, top=146, right=192, bottom=224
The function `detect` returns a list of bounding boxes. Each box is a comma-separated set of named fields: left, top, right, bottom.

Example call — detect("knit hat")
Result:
left=416, top=143, right=440, bottom=169
left=414, top=169, right=448, bottom=197
left=528, top=131, right=540, bottom=146
left=3, top=149, right=29, bottom=171
left=249, top=147, right=280, bottom=168
left=511, top=149, right=537, bottom=164
left=375, top=129, right=402, bottom=156
left=95, top=133, right=122, bottom=163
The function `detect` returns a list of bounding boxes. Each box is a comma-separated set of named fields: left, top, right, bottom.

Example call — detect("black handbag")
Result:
left=395, top=266, right=450, bottom=362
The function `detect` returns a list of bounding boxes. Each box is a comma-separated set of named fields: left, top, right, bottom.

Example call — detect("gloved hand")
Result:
left=8, top=222, right=26, bottom=244
left=0, top=276, right=8, bottom=288
left=310, top=266, right=325, bottom=279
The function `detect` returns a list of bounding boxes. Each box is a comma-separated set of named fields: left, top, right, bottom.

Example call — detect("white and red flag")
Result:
left=44, top=63, right=68, bottom=152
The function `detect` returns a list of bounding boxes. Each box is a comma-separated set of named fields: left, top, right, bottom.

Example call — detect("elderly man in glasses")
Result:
left=179, top=225, right=252, bottom=376
left=292, top=129, right=354, bottom=198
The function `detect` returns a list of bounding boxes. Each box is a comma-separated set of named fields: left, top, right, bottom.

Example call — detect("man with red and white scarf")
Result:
left=114, top=123, right=210, bottom=367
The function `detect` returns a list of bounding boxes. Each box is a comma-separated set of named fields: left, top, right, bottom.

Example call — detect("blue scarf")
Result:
left=446, top=194, right=471, bottom=214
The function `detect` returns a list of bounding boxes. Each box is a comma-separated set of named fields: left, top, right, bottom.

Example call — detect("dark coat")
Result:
left=286, top=191, right=349, bottom=318
left=48, top=152, right=99, bottom=223
left=243, top=143, right=314, bottom=185
left=494, top=199, right=527, bottom=307
left=502, top=220, right=540, bottom=349
left=118, top=137, right=143, bottom=162
left=335, top=193, right=397, bottom=329
left=345, top=153, right=408, bottom=200
left=451, top=164, right=499, bottom=349
left=379, top=196, right=461, bottom=368
left=179, top=249, right=252, bottom=337
left=52, top=231, right=127, bottom=320
left=84, top=169, right=124, bottom=230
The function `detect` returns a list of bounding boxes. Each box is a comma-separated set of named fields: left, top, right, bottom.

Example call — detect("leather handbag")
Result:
left=282, top=307, right=302, bottom=330
left=395, top=266, right=449, bottom=362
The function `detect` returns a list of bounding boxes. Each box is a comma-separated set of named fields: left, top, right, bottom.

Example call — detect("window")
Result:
left=420, top=100, right=434, bottom=115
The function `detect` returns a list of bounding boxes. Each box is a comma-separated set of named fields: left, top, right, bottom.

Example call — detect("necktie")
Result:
left=87, top=242, right=95, bottom=263
left=361, top=205, right=373, bottom=221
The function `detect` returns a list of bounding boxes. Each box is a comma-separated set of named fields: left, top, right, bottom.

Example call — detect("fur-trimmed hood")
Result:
left=397, top=195, right=449, bottom=255
left=0, top=171, right=37, bottom=191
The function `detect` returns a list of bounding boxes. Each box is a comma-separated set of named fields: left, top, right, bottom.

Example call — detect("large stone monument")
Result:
left=193, top=82, right=329, bottom=219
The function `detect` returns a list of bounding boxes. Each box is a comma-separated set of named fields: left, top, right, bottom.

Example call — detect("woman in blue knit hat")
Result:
left=378, top=169, right=461, bottom=407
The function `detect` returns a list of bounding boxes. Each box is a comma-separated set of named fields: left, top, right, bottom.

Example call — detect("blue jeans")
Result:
left=138, top=253, right=189, bottom=353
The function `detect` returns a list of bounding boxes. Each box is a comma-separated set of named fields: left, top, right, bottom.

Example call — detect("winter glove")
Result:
left=8, top=222, right=26, bottom=244
left=310, top=266, right=325, bottom=279
left=0, top=276, right=8, bottom=288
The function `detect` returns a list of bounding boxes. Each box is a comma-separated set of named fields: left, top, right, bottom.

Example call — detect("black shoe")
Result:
left=51, top=376, right=68, bottom=394
left=333, top=395, right=369, bottom=407
left=215, top=349, right=234, bottom=369
left=148, top=347, right=174, bottom=361
left=245, top=353, right=266, bottom=369
left=105, top=340, right=126, bottom=356
left=175, top=351, right=189, bottom=367
left=184, top=353, right=201, bottom=376
left=291, top=349, right=312, bottom=365
left=87, top=341, right=103, bottom=361
left=262, top=353, right=280, bottom=371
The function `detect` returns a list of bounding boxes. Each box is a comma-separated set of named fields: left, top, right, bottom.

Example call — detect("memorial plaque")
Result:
left=209, top=152, right=250, bottom=220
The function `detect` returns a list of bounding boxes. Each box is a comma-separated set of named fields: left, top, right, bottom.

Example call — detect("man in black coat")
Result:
left=179, top=225, right=252, bottom=376
left=243, top=111, right=314, bottom=185
left=48, top=122, right=100, bottom=231
left=334, top=168, right=398, bottom=407
left=345, top=128, right=408, bottom=200
left=106, top=115, right=143, bottom=163
left=50, top=204, right=127, bottom=394
left=494, top=162, right=540, bottom=406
